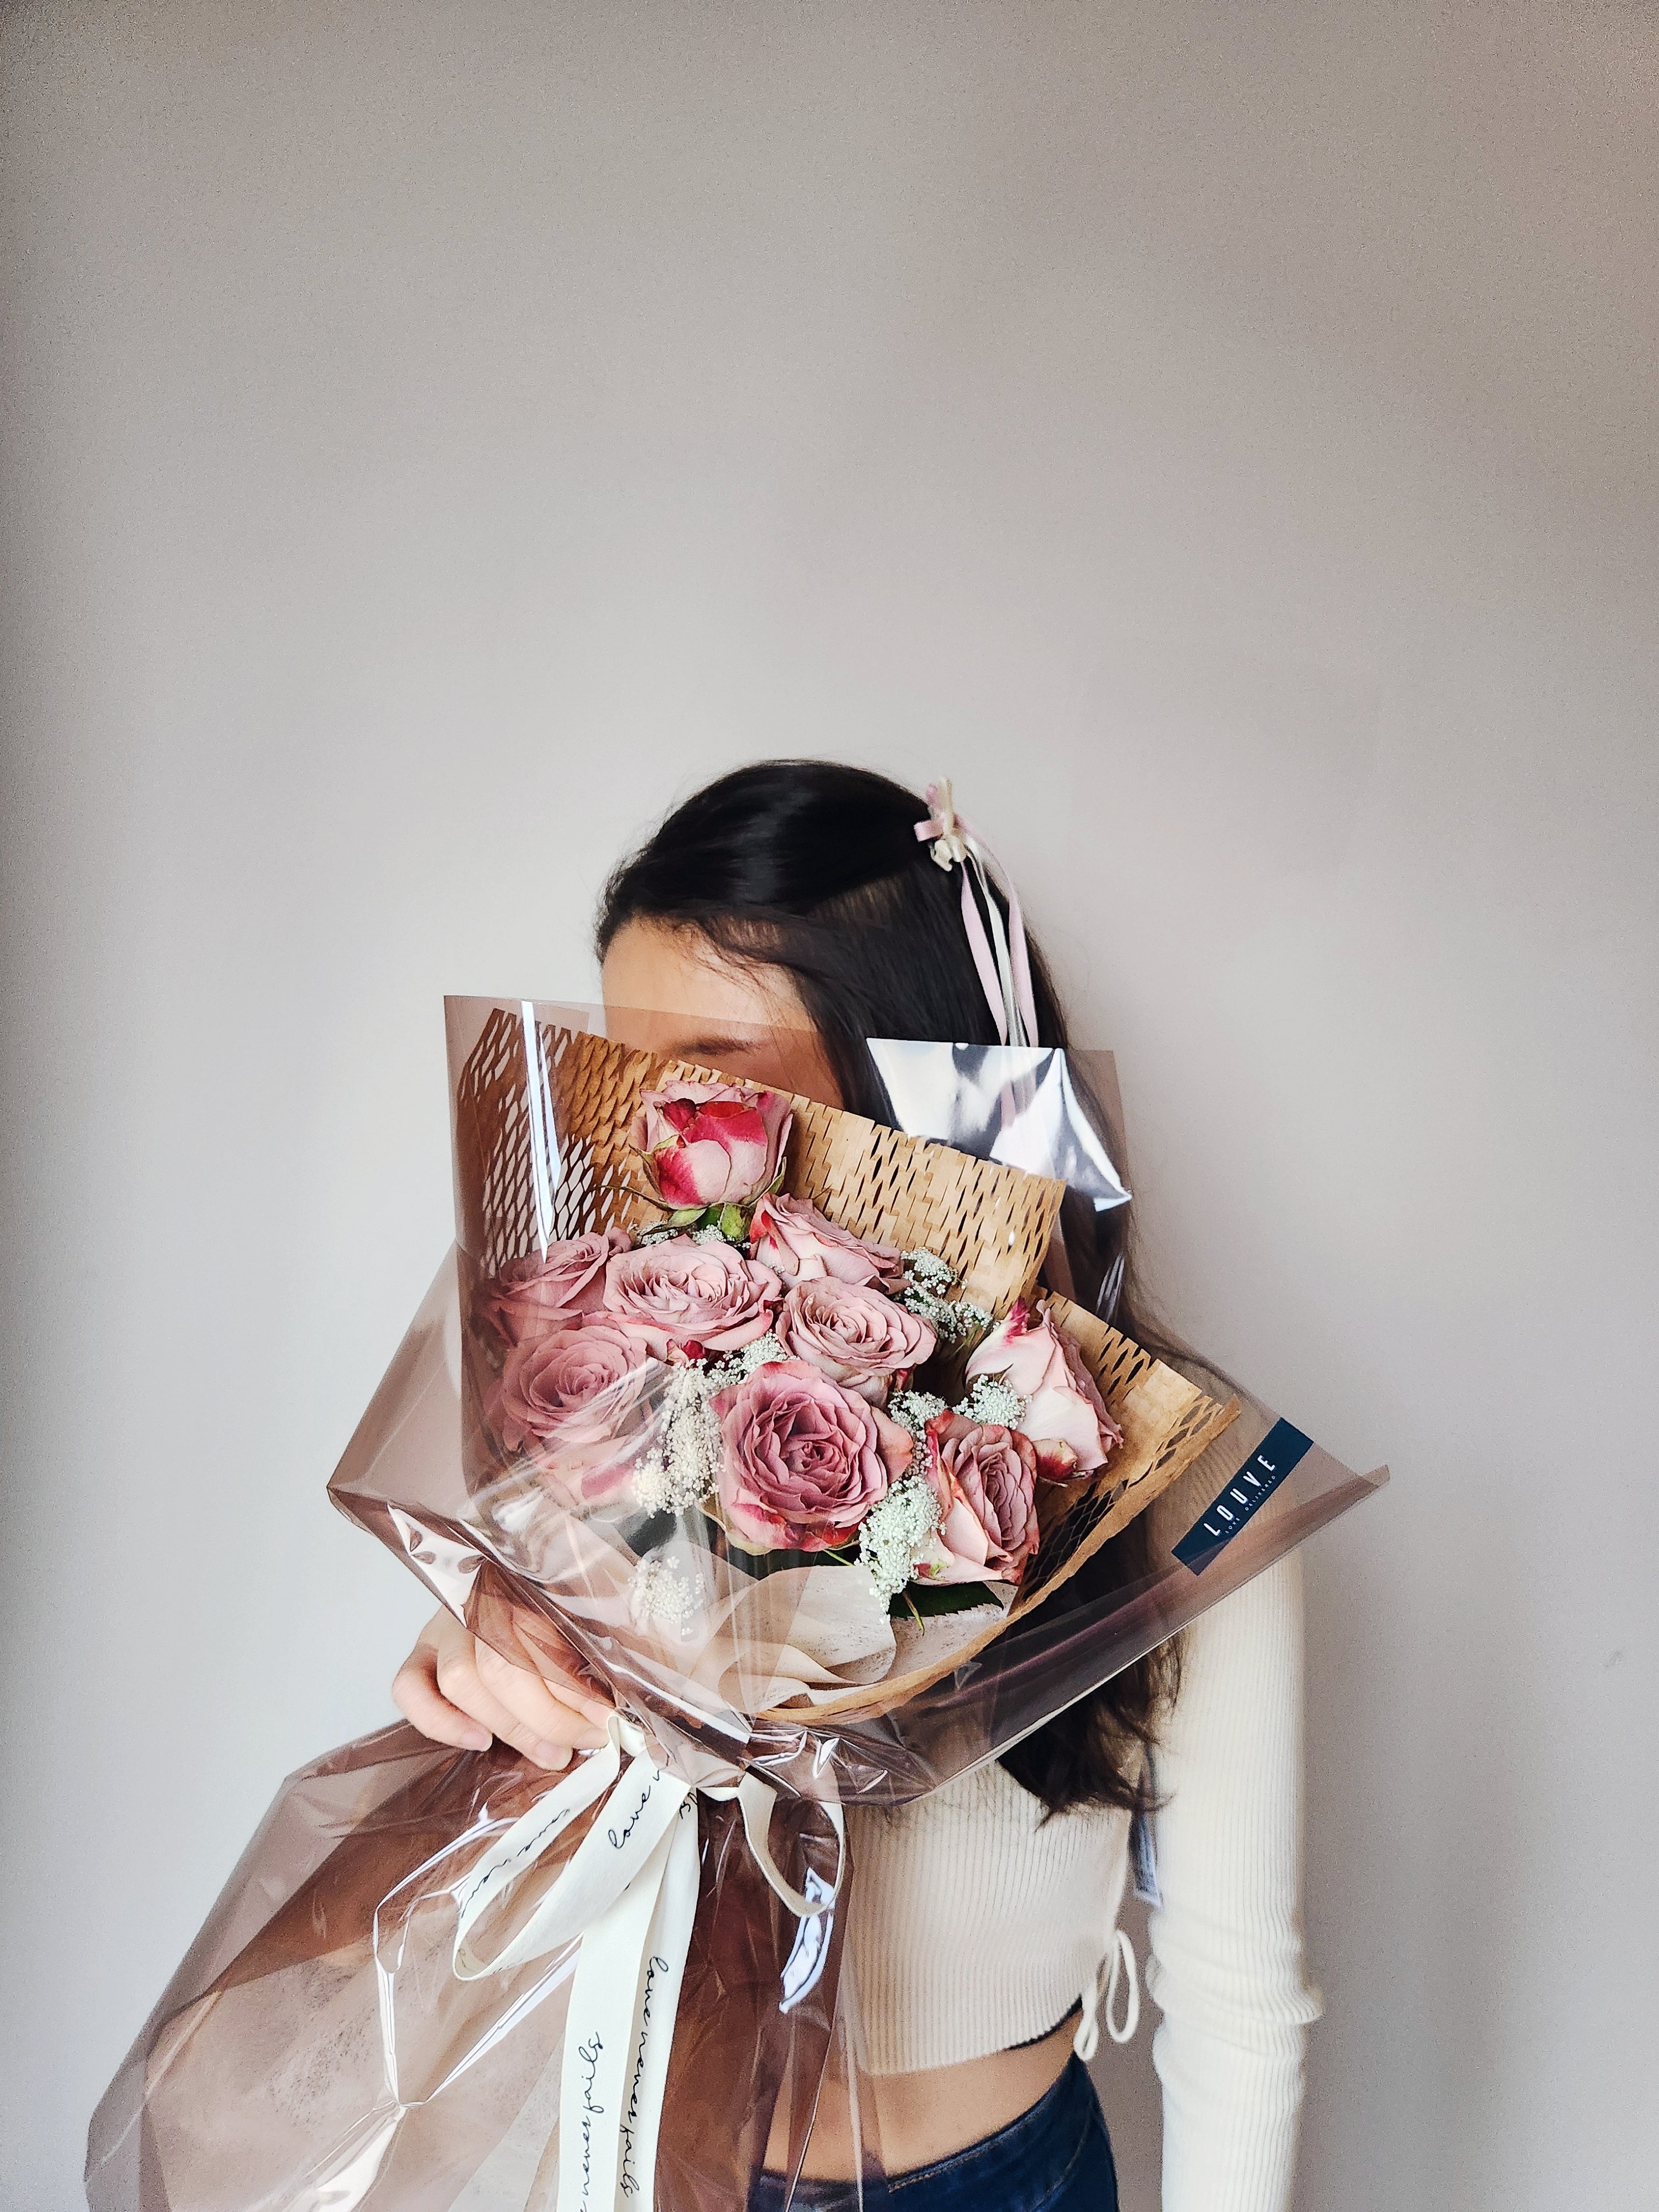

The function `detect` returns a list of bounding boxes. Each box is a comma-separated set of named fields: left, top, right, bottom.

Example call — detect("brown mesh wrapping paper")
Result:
left=453, top=1008, right=1067, bottom=1314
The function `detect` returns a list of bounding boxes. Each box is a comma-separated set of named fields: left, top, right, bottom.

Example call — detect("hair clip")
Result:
left=914, top=780, right=1038, bottom=1047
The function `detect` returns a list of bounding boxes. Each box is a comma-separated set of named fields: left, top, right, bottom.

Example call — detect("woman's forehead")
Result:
left=602, top=919, right=794, bottom=1021
left=600, top=920, right=839, bottom=1104
left=601, top=920, right=796, bottom=1048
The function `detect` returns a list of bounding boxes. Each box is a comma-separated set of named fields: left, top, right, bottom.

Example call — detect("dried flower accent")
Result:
left=904, top=1250, right=956, bottom=1294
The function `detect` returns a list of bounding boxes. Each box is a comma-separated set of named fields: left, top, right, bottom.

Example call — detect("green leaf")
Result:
left=891, top=1579, right=999, bottom=1618
left=702, top=1513, right=859, bottom=1582
left=717, top=1203, right=748, bottom=1242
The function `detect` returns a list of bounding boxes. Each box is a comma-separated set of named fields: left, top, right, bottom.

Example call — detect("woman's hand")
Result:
left=392, top=1608, right=613, bottom=1770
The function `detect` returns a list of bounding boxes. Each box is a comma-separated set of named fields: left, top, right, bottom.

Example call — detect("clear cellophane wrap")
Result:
left=87, top=1001, right=1385, bottom=2212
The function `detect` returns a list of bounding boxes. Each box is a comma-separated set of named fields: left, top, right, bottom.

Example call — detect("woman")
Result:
left=394, top=763, right=1318, bottom=2210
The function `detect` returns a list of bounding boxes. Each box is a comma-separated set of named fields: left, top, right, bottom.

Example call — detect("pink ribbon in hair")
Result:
left=914, top=779, right=1039, bottom=1047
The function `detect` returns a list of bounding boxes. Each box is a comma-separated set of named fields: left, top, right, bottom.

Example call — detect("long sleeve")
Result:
left=1146, top=1546, right=1321, bottom=2211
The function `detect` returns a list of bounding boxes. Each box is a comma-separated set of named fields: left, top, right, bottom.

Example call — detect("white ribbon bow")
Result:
left=1072, top=1926, right=1140, bottom=2061
left=913, top=778, right=1040, bottom=1049
left=446, top=1714, right=843, bottom=2212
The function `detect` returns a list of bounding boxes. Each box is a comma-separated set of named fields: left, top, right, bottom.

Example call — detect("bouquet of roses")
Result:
left=411, top=1004, right=1224, bottom=1734
left=479, top=1071, right=1129, bottom=1651
left=87, top=1001, right=1385, bottom=2212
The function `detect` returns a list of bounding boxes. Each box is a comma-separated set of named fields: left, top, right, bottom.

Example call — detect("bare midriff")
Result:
left=760, top=2011, right=1076, bottom=2180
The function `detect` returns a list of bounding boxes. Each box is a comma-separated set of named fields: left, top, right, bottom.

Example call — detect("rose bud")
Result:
left=914, top=1411, right=1040, bottom=1587
left=773, top=1276, right=936, bottom=1403
left=749, top=1192, right=902, bottom=1288
left=602, top=1236, right=781, bottom=1357
left=965, top=1298, right=1123, bottom=1475
left=711, top=1359, right=912, bottom=1553
left=629, top=1081, right=792, bottom=1209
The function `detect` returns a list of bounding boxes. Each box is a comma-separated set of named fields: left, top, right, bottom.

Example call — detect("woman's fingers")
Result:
left=391, top=1637, right=493, bottom=1752
left=471, top=1637, right=611, bottom=1761
left=430, top=1646, right=581, bottom=1770
left=507, top=1606, right=612, bottom=1712
left=392, top=1608, right=613, bottom=1769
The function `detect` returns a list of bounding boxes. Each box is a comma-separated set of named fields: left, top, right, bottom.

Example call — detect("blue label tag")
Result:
left=1172, top=1418, right=1314, bottom=1574
left=1129, top=1806, right=1161, bottom=1908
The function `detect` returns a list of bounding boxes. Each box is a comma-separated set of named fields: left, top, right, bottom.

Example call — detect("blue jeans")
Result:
left=747, top=2057, right=1119, bottom=2211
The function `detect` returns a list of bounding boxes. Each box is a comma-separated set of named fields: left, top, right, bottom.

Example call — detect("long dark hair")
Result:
left=597, top=760, right=1180, bottom=1818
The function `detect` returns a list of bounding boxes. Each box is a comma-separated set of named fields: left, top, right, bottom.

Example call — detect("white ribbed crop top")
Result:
left=843, top=1387, right=1323, bottom=2212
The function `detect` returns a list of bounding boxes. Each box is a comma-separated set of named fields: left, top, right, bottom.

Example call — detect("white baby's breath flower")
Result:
left=632, top=1447, right=674, bottom=1512
left=857, top=1474, right=942, bottom=1602
left=899, top=1245, right=990, bottom=1343
left=904, top=1248, right=956, bottom=1293
left=899, top=1280, right=992, bottom=1348
left=703, top=1332, right=789, bottom=1390
left=631, top=1363, right=723, bottom=1511
left=957, top=1374, right=1026, bottom=1428
left=634, top=1220, right=682, bottom=1246
left=886, top=1389, right=947, bottom=1452
left=630, top=1553, right=699, bottom=1635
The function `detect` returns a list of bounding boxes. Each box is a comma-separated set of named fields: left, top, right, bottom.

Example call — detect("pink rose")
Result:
left=490, top=1315, right=651, bottom=1505
left=915, top=1411, right=1040, bottom=1587
left=965, top=1298, right=1123, bottom=1478
left=602, top=1237, right=781, bottom=1357
left=477, top=1229, right=632, bottom=1346
left=711, top=1358, right=913, bottom=1553
left=748, top=1192, right=902, bottom=1288
left=773, top=1276, right=937, bottom=1403
left=629, top=1082, right=792, bottom=1209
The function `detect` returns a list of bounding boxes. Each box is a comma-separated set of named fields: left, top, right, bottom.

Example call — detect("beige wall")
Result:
left=2, top=5, right=1654, bottom=2205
